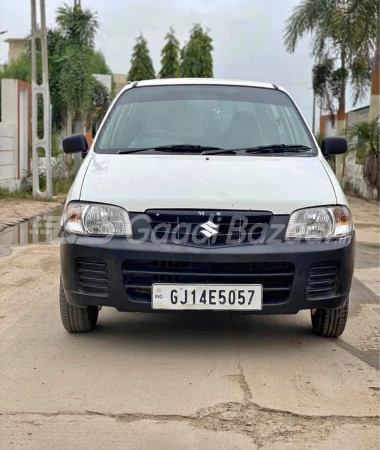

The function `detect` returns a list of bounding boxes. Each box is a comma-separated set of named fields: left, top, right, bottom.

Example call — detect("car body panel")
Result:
left=78, top=153, right=338, bottom=214
left=319, top=156, right=349, bottom=206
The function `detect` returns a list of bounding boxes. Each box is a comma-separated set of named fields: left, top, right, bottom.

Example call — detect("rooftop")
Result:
left=4, top=38, right=28, bottom=43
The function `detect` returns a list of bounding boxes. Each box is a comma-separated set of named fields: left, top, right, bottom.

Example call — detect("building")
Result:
left=346, top=105, right=370, bottom=128
left=4, top=38, right=28, bottom=63
left=113, top=73, right=128, bottom=96
left=319, top=105, right=370, bottom=137
left=319, top=105, right=377, bottom=200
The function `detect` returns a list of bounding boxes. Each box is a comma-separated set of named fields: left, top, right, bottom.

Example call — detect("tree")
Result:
left=54, top=3, right=110, bottom=134
left=284, top=0, right=377, bottom=133
left=89, top=50, right=112, bottom=75
left=56, top=3, right=98, bottom=48
left=159, top=27, right=180, bottom=79
left=312, top=59, right=336, bottom=118
left=180, top=24, right=213, bottom=78
left=47, top=28, right=111, bottom=129
left=0, top=3, right=110, bottom=158
left=347, top=0, right=378, bottom=112
left=128, top=35, right=155, bottom=81
left=58, top=46, right=95, bottom=119
left=347, top=118, right=380, bottom=199
left=0, top=53, right=31, bottom=121
left=0, top=52, right=31, bottom=82
left=85, top=78, right=111, bottom=132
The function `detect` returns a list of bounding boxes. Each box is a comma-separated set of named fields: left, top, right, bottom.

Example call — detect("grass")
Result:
left=0, top=187, right=33, bottom=200
left=53, top=173, right=75, bottom=194
left=0, top=167, right=75, bottom=200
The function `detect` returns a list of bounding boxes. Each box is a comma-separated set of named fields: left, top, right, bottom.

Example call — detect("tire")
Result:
left=59, top=279, right=98, bottom=332
left=311, top=299, right=349, bottom=338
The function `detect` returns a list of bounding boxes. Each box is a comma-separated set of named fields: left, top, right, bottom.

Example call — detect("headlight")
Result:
left=286, top=206, right=353, bottom=240
left=63, top=202, right=132, bottom=236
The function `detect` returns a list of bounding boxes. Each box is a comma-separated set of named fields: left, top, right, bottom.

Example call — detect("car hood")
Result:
left=79, top=153, right=336, bottom=214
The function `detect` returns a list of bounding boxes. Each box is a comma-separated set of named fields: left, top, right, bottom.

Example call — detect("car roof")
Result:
left=122, top=78, right=280, bottom=92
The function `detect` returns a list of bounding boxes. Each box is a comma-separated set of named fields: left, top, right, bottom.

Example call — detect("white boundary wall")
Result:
left=342, top=150, right=378, bottom=200
left=0, top=122, right=19, bottom=190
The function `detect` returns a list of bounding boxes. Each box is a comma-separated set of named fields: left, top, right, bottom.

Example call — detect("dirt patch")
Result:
left=347, top=195, right=379, bottom=228
left=0, top=199, right=63, bottom=232
left=346, top=195, right=379, bottom=244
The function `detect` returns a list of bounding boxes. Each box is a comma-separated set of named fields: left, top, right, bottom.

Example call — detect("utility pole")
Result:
left=31, top=0, right=52, bottom=199
left=72, top=0, right=83, bottom=175
left=312, top=91, right=316, bottom=135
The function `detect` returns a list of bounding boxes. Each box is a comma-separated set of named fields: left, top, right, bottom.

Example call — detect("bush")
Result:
left=0, top=186, right=33, bottom=200
left=0, top=157, right=75, bottom=200
left=52, top=157, right=75, bottom=195
left=347, top=118, right=380, bottom=200
left=35, top=154, right=75, bottom=196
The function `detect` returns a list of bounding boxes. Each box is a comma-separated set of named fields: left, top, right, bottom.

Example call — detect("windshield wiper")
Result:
left=202, top=144, right=311, bottom=156
left=118, top=144, right=222, bottom=154
left=244, top=144, right=312, bottom=154
left=117, top=143, right=311, bottom=155
left=202, top=148, right=238, bottom=155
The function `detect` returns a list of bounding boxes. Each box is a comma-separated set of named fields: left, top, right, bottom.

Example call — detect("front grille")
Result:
left=123, top=260, right=294, bottom=304
left=144, top=210, right=272, bottom=247
left=76, top=258, right=110, bottom=294
left=306, top=262, right=340, bottom=299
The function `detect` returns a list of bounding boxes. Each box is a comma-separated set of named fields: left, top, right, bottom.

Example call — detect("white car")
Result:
left=60, top=78, right=355, bottom=337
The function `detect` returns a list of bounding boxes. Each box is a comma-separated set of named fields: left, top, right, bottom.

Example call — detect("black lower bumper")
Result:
left=60, top=234, right=355, bottom=314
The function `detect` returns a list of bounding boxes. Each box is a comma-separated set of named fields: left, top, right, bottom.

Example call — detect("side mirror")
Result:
left=321, top=137, right=347, bottom=156
left=63, top=134, right=88, bottom=155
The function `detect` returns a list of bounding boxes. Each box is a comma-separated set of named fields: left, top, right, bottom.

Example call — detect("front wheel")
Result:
left=311, top=300, right=349, bottom=338
left=59, top=279, right=99, bottom=332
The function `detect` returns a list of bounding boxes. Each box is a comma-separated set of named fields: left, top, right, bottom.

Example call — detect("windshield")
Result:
left=95, top=85, right=316, bottom=155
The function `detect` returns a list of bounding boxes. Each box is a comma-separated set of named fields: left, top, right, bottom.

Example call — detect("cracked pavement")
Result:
left=0, top=196, right=379, bottom=449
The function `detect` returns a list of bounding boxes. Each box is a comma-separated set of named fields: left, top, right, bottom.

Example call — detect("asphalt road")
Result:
left=0, top=199, right=379, bottom=449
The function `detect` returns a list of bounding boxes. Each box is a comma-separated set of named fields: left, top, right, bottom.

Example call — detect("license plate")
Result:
left=152, top=284, right=263, bottom=310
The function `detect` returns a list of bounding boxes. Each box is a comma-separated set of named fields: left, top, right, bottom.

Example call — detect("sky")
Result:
left=0, top=0, right=370, bottom=128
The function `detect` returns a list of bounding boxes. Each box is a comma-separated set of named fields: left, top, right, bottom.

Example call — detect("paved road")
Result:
left=0, top=198, right=379, bottom=449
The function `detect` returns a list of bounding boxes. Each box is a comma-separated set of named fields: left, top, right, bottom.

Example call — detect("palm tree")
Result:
left=284, top=0, right=377, bottom=133
left=347, top=0, right=379, bottom=120
left=55, top=2, right=104, bottom=152
left=312, top=59, right=336, bottom=119
left=56, top=3, right=98, bottom=48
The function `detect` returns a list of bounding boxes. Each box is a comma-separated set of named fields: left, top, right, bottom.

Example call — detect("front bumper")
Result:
left=60, top=233, right=355, bottom=314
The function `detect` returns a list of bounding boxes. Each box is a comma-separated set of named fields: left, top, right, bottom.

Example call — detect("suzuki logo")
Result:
left=200, top=220, right=219, bottom=238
